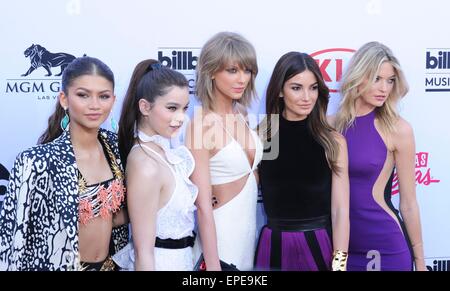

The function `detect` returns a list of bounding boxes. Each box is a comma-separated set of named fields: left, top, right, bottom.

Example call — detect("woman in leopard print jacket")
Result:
left=0, top=56, right=128, bottom=271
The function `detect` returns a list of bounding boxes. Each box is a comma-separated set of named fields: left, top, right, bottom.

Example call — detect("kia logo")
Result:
left=310, top=48, right=355, bottom=93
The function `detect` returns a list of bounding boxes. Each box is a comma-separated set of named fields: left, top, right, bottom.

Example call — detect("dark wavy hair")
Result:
left=262, top=51, right=340, bottom=173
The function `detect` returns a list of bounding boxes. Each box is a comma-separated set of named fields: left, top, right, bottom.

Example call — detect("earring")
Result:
left=110, top=115, right=119, bottom=133
left=60, top=108, right=70, bottom=131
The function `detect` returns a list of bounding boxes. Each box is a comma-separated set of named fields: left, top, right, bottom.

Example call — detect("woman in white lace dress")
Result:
left=186, top=32, right=262, bottom=271
left=112, top=59, right=198, bottom=271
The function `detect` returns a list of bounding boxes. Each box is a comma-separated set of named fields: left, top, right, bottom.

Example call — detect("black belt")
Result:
left=266, top=216, right=331, bottom=270
left=267, top=215, right=331, bottom=232
left=155, top=232, right=196, bottom=249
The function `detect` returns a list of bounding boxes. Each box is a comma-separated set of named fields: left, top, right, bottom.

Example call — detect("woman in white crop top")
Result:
left=112, top=59, right=198, bottom=271
left=186, top=32, right=262, bottom=270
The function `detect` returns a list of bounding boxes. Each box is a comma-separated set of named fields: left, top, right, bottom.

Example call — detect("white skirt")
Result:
left=193, top=174, right=258, bottom=270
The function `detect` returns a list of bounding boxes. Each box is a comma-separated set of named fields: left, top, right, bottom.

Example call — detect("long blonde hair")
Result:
left=195, top=31, right=258, bottom=111
left=335, top=41, right=409, bottom=134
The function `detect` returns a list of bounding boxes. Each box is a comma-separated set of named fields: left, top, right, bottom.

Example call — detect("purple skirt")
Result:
left=254, top=226, right=332, bottom=271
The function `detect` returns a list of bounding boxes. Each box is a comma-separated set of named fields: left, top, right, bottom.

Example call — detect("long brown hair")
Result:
left=118, top=59, right=188, bottom=167
left=261, top=51, right=340, bottom=173
left=37, top=56, right=115, bottom=144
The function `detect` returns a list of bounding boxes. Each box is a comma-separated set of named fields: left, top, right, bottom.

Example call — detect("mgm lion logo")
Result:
left=22, top=44, right=76, bottom=77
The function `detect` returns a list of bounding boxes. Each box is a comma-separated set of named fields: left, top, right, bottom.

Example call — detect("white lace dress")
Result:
left=113, top=134, right=198, bottom=271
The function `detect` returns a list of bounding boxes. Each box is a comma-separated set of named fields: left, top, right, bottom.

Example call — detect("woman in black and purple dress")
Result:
left=255, top=52, right=350, bottom=271
left=334, top=42, right=426, bottom=271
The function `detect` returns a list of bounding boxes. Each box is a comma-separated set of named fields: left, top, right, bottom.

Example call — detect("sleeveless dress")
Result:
left=193, top=113, right=263, bottom=270
left=255, top=115, right=333, bottom=271
left=344, top=110, right=413, bottom=271
left=113, top=134, right=198, bottom=271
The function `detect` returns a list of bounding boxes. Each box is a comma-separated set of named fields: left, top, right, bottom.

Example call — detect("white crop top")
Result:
left=209, top=114, right=263, bottom=185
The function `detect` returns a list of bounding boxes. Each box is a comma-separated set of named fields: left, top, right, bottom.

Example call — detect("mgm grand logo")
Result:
left=5, top=44, right=78, bottom=100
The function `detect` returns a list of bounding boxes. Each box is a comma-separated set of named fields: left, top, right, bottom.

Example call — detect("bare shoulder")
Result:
left=390, top=117, right=415, bottom=153
left=188, top=108, right=217, bottom=150
left=327, top=114, right=337, bottom=127
left=331, top=130, right=347, bottom=148
left=394, top=116, right=414, bottom=140
left=190, top=107, right=216, bottom=133
left=126, top=146, right=161, bottom=180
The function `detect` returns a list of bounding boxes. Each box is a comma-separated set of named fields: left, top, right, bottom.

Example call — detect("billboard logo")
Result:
left=158, top=49, right=199, bottom=71
left=426, top=51, right=450, bottom=70
left=425, top=48, right=450, bottom=92
left=392, top=152, right=440, bottom=195
left=426, top=259, right=450, bottom=271
left=310, top=48, right=355, bottom=93
left=158, top=47, right=201, bottom=95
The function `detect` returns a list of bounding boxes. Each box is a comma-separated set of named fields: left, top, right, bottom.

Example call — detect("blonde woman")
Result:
left=335, top=42, right=425, bottom=271
left=186, top=32, right=262, bottom=270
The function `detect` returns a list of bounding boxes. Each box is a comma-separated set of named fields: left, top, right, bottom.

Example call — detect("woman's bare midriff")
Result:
left=211, top=169, right=258, bottom=209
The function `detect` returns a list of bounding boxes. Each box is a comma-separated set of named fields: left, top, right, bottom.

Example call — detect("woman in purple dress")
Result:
left=334, top=42, right=426, bottom=271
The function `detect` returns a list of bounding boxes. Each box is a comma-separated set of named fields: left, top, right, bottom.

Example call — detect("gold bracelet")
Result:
left=331, top=250, right=348, bottom=271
